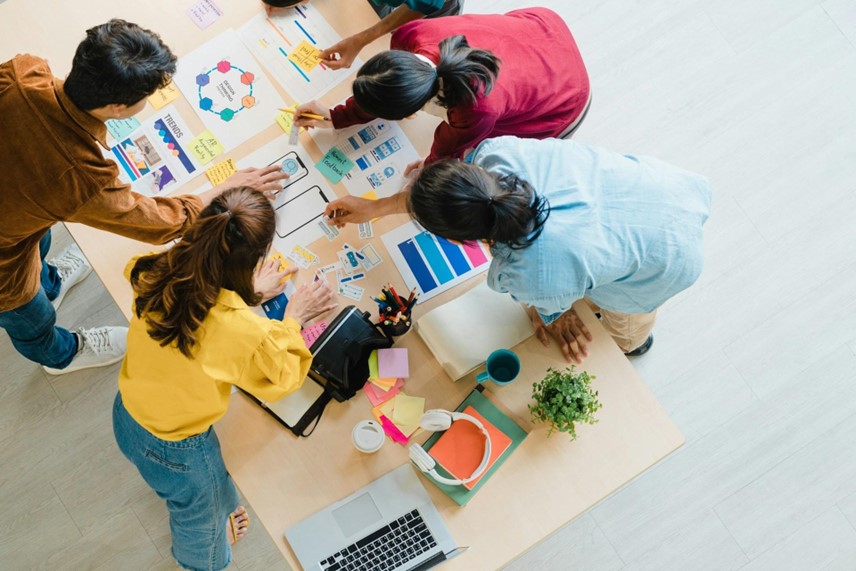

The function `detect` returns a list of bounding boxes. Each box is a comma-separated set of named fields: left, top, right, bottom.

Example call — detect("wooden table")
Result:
left=0, top=1, right=684, bottom=568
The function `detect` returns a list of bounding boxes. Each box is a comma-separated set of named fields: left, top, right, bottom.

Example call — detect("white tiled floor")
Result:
left=3, top=0, right=856, bottom=569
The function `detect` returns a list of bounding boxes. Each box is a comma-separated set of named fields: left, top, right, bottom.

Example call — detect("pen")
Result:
left=278, top=107, right=330, bottom=122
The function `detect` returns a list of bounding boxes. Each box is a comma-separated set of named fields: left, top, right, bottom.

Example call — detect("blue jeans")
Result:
left=0, top=230, right=77, bottom=367
left=112, top=393, right=239, bottom=571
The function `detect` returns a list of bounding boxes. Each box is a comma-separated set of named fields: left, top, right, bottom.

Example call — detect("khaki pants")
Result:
left=584, top=299, right=657, bottom=353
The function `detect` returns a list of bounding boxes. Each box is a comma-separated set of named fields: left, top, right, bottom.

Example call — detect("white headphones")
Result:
left=408, top=409, right=492, bottom=486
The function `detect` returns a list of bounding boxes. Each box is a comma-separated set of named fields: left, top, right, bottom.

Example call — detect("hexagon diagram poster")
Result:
left=174, top=29, right=284, bottom=149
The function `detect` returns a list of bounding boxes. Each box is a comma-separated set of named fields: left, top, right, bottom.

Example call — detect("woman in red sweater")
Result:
left=295, top=8, right=590, bottom=165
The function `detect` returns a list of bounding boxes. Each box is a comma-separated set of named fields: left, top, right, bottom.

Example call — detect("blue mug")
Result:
left=476, top=349, right=521, bottom=386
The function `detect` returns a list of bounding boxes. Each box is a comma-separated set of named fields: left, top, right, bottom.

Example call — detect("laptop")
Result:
left=285, top=465, right=464, bottom=571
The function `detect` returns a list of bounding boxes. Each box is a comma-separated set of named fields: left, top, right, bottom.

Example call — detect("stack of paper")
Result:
left=415, top=282, right=534, bottom=381
left=364, top=347, right=421, bottom=443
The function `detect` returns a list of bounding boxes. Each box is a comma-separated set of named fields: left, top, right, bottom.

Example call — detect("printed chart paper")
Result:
left=173, top=29, right=284, bottom=149
left=381, top=220, right=492, bottom=301
left=109, top=105, right=203, bottom=196
left=238, top=6, right=360, bottom=103
left=240, top=136, right=333, bottom=252
left=309, top=116, right=420, bottom=198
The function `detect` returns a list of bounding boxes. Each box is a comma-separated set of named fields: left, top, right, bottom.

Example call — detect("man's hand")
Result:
left=293, top=101, right=333, bottom=129
left=198, top=166, right=289, bottom=208
left=527, top=306, right=592, bottom=364
left=319, top=36, right=364, bottom=70
left=253, top=259, right=295, bottom=302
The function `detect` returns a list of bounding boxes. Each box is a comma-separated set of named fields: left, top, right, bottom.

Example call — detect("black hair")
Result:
left=262, top=0, right=306, bottom=6
left=408, top=160, right=549, bottom=250
left=352, top=35, right=500, bottom=120
left=64, top=19, right=177, bottom=110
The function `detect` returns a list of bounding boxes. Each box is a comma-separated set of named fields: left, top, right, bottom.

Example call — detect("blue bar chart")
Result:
left=381, top=221, right=492, bottom=301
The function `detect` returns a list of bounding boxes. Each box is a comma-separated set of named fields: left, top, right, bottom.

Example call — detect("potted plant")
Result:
left=529, top=366, right=602, bottom=440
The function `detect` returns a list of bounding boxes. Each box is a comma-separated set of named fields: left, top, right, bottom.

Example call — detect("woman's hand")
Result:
left=319, top=36, right=364, bottom=70
left=293, top=101, right=333, bottom=129
left=284, top=277, right=337, bottom=327
left=254, top=260, right=296, bottom=302
left=323, top=196, right=378, bottom=227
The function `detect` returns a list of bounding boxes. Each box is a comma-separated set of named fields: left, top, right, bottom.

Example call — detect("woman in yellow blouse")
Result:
left=112, top=186, right=335, bottom=571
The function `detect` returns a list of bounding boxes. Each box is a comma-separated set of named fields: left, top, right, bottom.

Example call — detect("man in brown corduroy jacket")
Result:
left=0, top=19, right=287, bottom=375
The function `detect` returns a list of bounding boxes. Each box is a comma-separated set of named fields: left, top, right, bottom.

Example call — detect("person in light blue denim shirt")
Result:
left=407, top=136, right=711, bottom=361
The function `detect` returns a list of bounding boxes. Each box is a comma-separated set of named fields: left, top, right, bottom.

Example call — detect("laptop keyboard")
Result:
left=319, top=509, right=438, bottom=571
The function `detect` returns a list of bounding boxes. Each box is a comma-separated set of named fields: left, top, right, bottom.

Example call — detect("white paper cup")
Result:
left=352, top=420, right=385, bottom=453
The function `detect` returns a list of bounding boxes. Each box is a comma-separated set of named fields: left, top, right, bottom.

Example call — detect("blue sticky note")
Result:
left=316, top=147, right=355, bottom=184
left=262, top=293, right=288, bottom=320
left=106, top=117, right=141, bottom=140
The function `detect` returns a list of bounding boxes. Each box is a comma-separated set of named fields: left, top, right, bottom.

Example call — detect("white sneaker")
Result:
left=43, top=326, right=128, bottom=375
left=48, top=243, right=93, bottom=310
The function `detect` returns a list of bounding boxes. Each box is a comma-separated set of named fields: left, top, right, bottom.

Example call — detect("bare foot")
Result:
left=227, top=506, right=250, bottom=545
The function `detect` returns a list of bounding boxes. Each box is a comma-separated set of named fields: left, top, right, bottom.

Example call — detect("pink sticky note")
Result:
left=379, top=415, right=409, bottom=444
left=301, top=321, right=328, bottom=347
left=377, top=348, right=409, bottom=379
left=364, top=378, right=404, bottom=407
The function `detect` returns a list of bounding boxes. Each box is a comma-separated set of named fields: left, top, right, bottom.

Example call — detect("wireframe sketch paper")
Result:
left=238, top=136, right=333, bottom=252
left=380, top=220, right=491, bottom=302
left=415, top=282, right=533, bottom=381
left=309, top=115, right=420, bottom=198
left=238, top=5, right=361, bottom=103
left=173, top=28, right=284, bottom=149
left=108, top=105, right=203, bottom=196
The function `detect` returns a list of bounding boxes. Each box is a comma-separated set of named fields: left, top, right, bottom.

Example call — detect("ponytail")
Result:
left=435, top=35, right=499, bottom=109
left=408, top=161, right=549, bottom=250
left=352, top=35, right=500, bottom=120
left=130, top=187, right=276, bottom=357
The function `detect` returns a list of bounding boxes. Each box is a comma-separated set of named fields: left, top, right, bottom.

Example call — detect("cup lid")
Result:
left=352, top=420, right=384, bottom=452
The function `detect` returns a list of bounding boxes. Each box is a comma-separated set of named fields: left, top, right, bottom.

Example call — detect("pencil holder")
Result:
left=379, top=311, right=412, bottom=337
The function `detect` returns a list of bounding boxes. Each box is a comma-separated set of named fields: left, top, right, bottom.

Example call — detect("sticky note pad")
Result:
left=370, top=377, right=399, bottom=392
left=186, top=0, right=222, bottom=30
left=189, top=131, right=225, bottom=165
left=364, top=378, right=403, bottom=407
left=148, top=82, right=180, bottom=109
left=368, top=350, right=379, bottom=380
left=205, top=158, right=238, bottom=186
left=301, top=321, right=328, bottom=348
left=106, top=117, right=141, bottom=141
left=392, top=393, right=424, bottom=432
left=316, top=147, right=355, bottom=184
left=288, top=40, right=323, bottom=73
left=275, top=109, right=295, bottom=133
left=378, top=348, right=409, bottom=379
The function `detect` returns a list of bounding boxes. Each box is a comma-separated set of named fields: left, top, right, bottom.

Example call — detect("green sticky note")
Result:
left=316, top=147, right=355, bottom=184
left=368, top=349, right=379, bottom=380
left=106, top=117, right=141, bottom=140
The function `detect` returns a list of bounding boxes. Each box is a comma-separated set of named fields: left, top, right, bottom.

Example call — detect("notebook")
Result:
left=420, top=387, right=528, bottom=506
left=414, top=282, right=534, bottom=381
left=428, top=405, right=512, bottom=490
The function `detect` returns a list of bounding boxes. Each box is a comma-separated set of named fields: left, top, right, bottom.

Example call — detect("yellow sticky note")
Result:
left=148, top=82, right=180, bottom=109
left=275, top=110, right=295, bottom=133
left=205, top=158, right=238, bottom=186
left=391, top=393, right=425, bottom=430
left=288, top=41, right=323, bottom=73
left=189, top=130, right=225, bottom=165
left=361, top=191, right=380, bottom=221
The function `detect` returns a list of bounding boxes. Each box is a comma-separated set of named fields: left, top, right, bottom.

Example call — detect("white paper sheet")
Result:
left=309, top=116, right=420, bottom=198
left=239, top=137, right=335, bottom=253
left=173, top=29, right=284, bottom=149
left=380, top=220, right=491, bottom=302
left=108, top=105, right=203, bottom=196
left=238, top=5, right=360, bottom=103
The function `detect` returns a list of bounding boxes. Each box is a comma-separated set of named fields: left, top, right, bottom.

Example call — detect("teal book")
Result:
left=420, top=387, right=528, bottom=506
